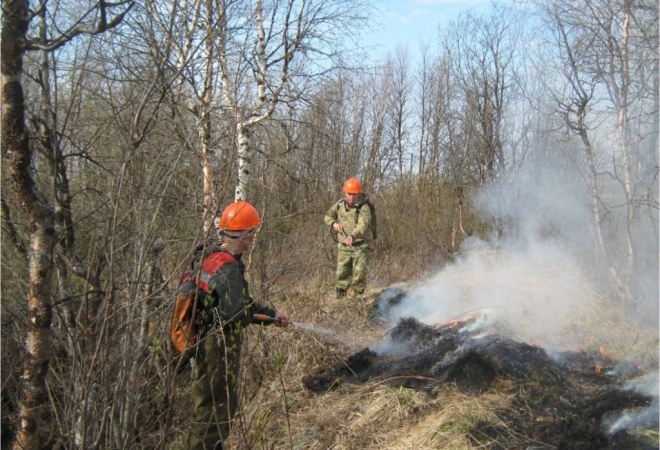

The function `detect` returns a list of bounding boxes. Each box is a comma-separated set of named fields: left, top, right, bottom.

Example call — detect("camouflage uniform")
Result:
left=187, top=250, right=276, bottom=450
left=324, top=193, right=374, bottom=295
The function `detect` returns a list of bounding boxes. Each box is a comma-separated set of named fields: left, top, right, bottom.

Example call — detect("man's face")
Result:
left=345, top=192, right=359, bottom=205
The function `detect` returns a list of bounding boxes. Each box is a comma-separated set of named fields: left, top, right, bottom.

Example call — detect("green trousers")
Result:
left=187, top=327, right=242, bottom=450
left=336, top=242, right=371, bottom=294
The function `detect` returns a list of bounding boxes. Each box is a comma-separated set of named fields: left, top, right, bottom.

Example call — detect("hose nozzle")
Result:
left=253, top=313, right=278, bottom=324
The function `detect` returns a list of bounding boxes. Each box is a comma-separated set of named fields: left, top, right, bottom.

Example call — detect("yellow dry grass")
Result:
left=223, top=263, right=658, bottom=450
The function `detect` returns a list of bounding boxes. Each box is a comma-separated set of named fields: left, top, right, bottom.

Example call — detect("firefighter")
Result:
left=324, top=178, right=374, bottom=298
left=188, top=201, right=289, bottom=450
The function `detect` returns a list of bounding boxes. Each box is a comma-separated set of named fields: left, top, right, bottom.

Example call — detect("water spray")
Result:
left=254, top=314, right=339, bottom=338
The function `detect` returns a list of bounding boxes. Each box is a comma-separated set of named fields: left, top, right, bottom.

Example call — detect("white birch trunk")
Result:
left=615, top=2, right=635, bottom=305
left=236, top=124, right=251, bottom=201
left=201, top=0, right=216, bottom=230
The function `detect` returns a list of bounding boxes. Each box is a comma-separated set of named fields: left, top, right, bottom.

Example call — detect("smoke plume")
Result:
left=382, top=157, right=658, bottom=351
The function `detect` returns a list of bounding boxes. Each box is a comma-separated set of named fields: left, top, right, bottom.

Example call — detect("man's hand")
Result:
left=332, top=222, right=343, bottom=234
left=344, top=235, right=354, bottom=246
left=274, top=312, right=289, bottom=328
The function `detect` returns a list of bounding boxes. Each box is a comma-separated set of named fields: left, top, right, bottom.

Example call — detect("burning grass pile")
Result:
left=224, top=277, right=659, bottom=450
left=313, top=320, right=654, bottom=447
left=293, top=289, right=658, bottom=449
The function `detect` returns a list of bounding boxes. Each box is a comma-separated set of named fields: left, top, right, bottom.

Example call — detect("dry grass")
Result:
left=214, top=266, right=658, bottom=450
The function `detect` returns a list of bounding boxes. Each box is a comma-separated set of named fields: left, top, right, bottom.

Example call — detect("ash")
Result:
left=302, top=315, right=656, bottom=449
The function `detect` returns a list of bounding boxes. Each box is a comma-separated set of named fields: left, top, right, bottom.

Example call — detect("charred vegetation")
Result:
left=303, top=306, right=656, bottom=449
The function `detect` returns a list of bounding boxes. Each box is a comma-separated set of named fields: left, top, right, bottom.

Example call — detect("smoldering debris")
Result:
left=303, top=316, right=563, bottom=395
left=302, top=316, right=657, bottom=449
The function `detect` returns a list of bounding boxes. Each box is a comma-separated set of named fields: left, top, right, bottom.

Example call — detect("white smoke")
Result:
left=385, top=238, right=597, bottom=350
left=605, top=372, right=659, bottom=433
left=383, top=156, right=658, bottom=352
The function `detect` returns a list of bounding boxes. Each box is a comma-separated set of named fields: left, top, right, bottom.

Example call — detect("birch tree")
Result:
left=585, top=0, right=659, bottom=307
left=442, top=5, right=521, bottom=181
left=216, top=0, right=371, bottom=201
left=534, top=0, right=659, bottom=307
left=386, top=46, right=413, bottom=180
left=1, top=3, right=133, bottom=448
left=150, top=0, right=226, bottom=231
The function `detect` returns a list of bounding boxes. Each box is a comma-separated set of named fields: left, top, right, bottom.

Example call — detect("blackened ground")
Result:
left=302, top=348, right=379, bottom=394
left=302, top=317, right=656, bottom=449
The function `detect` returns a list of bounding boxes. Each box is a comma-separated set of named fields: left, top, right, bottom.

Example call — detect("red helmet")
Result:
left=219, top=201, right=262, bottom=231
left=343, top=178, right=362, bottom=194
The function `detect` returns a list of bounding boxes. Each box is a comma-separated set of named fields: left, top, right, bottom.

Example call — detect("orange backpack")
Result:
left=171, top=250, right=239, bottom=353
left=171, top=273, right=200, bottom=354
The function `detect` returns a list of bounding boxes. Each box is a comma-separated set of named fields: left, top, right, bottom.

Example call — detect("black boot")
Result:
left=336, top=288, right=346, bottom=299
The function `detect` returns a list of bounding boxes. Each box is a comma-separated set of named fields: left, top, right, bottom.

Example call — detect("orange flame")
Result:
left=433, top=318, right=463, bottom=330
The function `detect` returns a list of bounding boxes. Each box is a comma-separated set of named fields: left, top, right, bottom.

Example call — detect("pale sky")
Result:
left=361, top=0, right=499, bottom=57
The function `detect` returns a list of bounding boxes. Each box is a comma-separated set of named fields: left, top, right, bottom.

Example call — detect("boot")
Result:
left=336, top=288, right=346, bottom=299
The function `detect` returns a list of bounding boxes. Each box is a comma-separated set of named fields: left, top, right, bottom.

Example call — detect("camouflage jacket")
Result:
left=324, top=193, right=373, bottom=244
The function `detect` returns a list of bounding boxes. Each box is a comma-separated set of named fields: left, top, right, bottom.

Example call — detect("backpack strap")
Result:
left=336, top=198, right=365, bottom=226
left=196, top=250, right=239, bottom=291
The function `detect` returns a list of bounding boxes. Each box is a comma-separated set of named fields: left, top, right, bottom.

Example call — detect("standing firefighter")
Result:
left=324, top=178, right=374, bottom=298
left=185, top=201, right=289, bottom=450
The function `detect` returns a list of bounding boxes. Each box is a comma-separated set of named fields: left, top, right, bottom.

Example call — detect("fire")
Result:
left=433, top=318, right=463, bottom=330
left=595, top=365, right=602, bottom=374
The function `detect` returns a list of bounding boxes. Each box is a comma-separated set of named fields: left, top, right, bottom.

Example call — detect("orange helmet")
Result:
left=219, top=201, right=262, bottom=231
left=343, top=178, right=362, bottom=194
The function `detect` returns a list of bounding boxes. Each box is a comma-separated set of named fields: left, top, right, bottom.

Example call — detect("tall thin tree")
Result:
left=1, top=1, right=132, bottom=448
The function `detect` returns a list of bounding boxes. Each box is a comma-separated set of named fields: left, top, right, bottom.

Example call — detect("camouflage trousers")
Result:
left=187, top=327, right=242, bottom=450
left=335, top=242, right=371, bottom=294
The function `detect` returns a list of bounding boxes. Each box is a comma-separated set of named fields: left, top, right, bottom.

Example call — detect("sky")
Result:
left=360, top=0, right=500, bottom=57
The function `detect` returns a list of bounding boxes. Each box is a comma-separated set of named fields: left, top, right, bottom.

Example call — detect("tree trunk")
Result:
left=236, top=123, right=252, bottom=201
left=2, top=2, right=56, bottom=449
left=201, top=0, right=216, bottom=231
left=615, top=0, right=636, bottom=307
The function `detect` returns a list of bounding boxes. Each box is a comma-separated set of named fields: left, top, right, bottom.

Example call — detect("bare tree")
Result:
left=541, top=0, right=610, bottom=260
left=386, top=46, right=413, bottom=180
left=215, top=0, right=371, bottom=201
left=585, top=0, right=659, bottom=307
left=534, top=0, right=659, bottom=307
left=1, top=2, right=133, bottom=448
left=442, top=5, right=521, bottom=182
left=152, top=0, right=227, bottom=231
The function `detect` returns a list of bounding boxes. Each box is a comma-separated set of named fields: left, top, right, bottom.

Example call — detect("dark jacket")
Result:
left=193, top=245, right=276, bottom=331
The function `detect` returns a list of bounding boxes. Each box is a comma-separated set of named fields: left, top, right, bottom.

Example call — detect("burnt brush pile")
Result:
left=303, top=304, right=656, bottom=449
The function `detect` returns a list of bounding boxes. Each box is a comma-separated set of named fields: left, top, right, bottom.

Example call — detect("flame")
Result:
left=595, top=365, right=602, bottom=374
left=433, top=318, right=463, bottom=330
